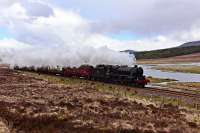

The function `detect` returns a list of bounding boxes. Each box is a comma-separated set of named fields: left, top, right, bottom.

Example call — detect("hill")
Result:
left=122, top=50, right=135, bottom=54
left=134, top=46, right=200, bottom=59
left=122, top=40, right=200, bottom=59
left=137, top=53, right=200, bottom=64
left=180, top=41, right=200, bottom=47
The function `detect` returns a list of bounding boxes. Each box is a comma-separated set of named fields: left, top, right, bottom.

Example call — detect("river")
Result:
left=142, top=64, right=200, bottom=82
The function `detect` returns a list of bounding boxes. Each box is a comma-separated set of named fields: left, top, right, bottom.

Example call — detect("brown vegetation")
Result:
left=0, top=67, right=199, bottom=133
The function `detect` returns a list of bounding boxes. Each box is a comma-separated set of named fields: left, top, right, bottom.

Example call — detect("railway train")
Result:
left=14, top=65, right=150, bottom=87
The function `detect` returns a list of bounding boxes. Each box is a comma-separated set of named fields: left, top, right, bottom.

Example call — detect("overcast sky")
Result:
left=0, top=0, right=200, bottom=51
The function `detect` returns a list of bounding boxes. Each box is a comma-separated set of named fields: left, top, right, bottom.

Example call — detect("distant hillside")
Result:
left=136, top=46, right=200, bottom=59
left=122, top=50, right=135, bottom=54
left=123, top=46, right=200, bottom=60
left=180, top=41, right=200, bottom=47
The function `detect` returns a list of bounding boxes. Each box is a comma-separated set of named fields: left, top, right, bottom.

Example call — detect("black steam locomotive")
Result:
left=92, top=65, right=149, bottom=87
left=14, top=64, right=150, bottom=87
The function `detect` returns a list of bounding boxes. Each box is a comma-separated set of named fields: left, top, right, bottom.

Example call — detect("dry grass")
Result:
left=2, top=69, right=200, bottom=132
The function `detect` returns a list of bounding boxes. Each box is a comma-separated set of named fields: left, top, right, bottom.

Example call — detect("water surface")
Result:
left=142, top=65, right=200, bottom=82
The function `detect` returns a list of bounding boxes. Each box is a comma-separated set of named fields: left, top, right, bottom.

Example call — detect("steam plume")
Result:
left=0, top=44, right=135, bottom=67
left=0, top=1, right=136, bottom=67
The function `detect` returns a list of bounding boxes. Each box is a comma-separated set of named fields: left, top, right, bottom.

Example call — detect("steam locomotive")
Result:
left=14, top=65, right=150, bottom=87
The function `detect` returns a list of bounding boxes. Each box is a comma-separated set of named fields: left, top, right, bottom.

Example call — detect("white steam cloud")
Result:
left=1, top=43, right=135, bottom=67
left=0, top=1, right=135, bottom=67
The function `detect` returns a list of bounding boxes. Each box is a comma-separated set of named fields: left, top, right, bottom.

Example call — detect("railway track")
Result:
left=144, top=87, right=200, bottom=99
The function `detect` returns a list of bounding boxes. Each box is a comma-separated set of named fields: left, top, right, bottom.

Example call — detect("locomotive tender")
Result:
left=14, top=64, right=150, bottom=87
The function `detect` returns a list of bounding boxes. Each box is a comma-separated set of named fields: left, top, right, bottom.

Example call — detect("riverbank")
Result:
left=152, top=65, right=200, bottom=74
left=147, top=76, right=177, bottom=83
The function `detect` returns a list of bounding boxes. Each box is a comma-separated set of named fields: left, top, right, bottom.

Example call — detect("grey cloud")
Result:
left=0, top=0, right=53, bottom=17
left=53, top=0, right=200, bottom=36
left=21, top=0, right=53, bottom=17
left=107, top=0, right=200, bottom=36
left=0, top=0, right=19, bottom=7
